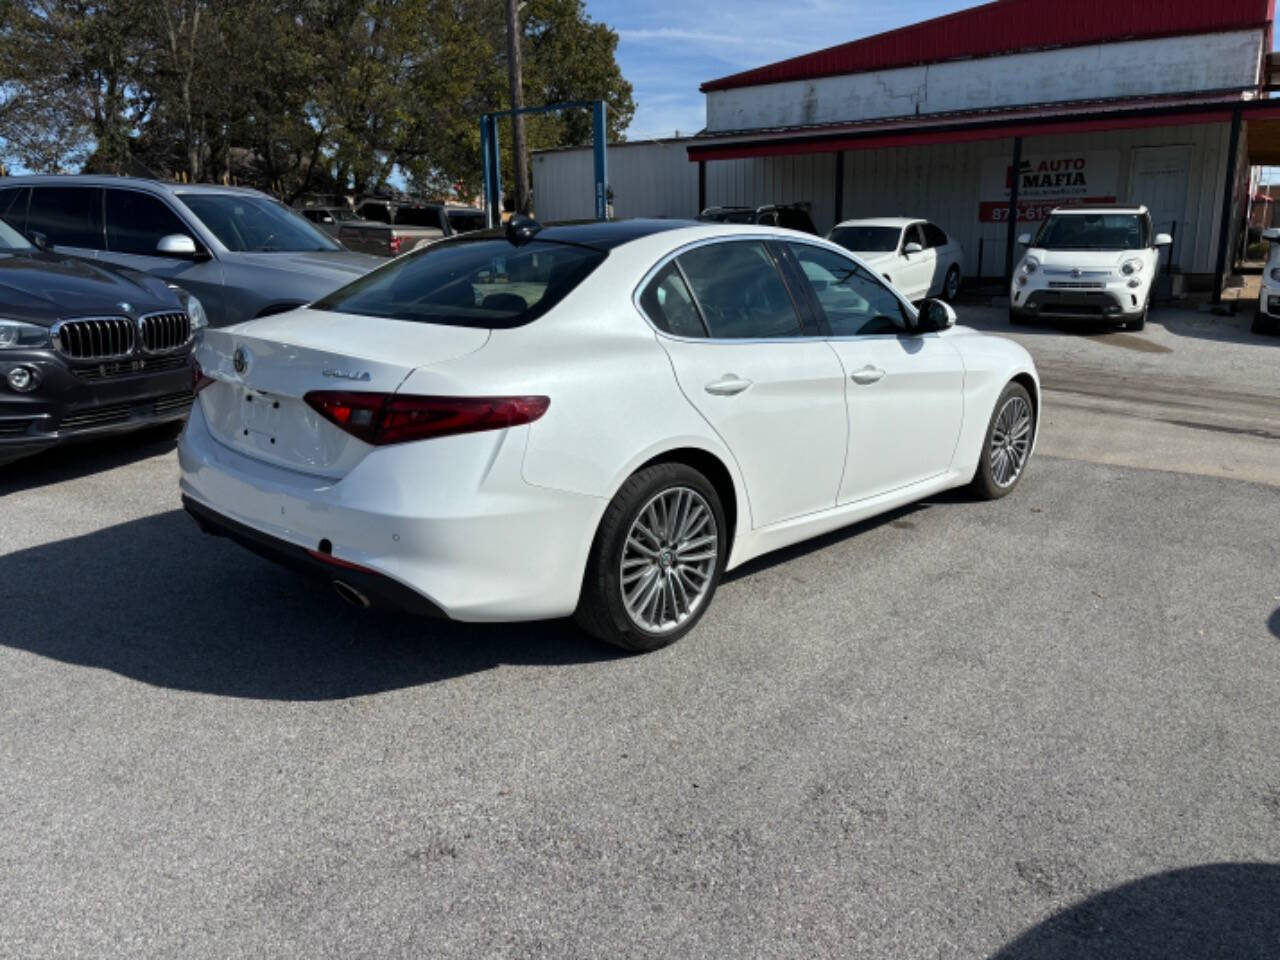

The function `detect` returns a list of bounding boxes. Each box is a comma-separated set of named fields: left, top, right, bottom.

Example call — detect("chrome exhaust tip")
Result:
left=332, top=579, right=372, bottom=609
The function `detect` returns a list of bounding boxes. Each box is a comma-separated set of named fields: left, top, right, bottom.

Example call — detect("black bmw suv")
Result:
left=0, top=218, right=202, bottom=465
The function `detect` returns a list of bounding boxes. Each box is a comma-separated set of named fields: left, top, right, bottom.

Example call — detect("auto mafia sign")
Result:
left=978, top=151, right=1119, bottom=223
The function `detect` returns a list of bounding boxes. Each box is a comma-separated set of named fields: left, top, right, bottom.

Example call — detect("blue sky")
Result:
left=586, top=0, right=979, bottom=138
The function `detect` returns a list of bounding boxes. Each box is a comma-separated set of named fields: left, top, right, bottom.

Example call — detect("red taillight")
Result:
left=192, top=359, right=215, bottom=395
left=304, top=392, right=550, bottom=446
left=388, top=236, right=403, bottom=256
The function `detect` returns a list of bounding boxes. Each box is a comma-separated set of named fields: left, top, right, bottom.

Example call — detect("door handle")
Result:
left=705, top=374, right=753, bottom=396
left=850, top=365, right=886, bottom=385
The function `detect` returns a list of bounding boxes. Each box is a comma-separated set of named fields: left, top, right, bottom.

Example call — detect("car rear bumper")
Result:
left=177, top=402, right=606, bottom=622
left=0, top=349, right=193, bottom=465
left=183, top=494, right=447, bottom=618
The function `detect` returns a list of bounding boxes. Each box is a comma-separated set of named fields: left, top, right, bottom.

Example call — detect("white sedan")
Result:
left=179, top=218, right=1039, bottom=652
left=828, top=218, right=964, bottom=302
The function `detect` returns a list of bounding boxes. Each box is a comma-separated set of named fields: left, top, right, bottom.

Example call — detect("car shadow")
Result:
left=989, top=863, right=1280, bottom=959
left=0, top=509, right=621, bottom=701
left=0, top=423, right=182, bottom=496
left=723, top=486, right=975, bottom=584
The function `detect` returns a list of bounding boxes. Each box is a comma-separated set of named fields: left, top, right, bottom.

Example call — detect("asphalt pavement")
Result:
left=1, top=306, right=1278, bottom=958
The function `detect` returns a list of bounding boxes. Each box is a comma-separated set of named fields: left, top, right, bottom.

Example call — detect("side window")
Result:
left=675, top=241, right=803, bottom=339
left=27, top=187, right=101, bottom=249
left=787, top=242, right=909, bottom=337
left=360, top=203, right=390, bottom=223
left=922, top=223, right=948, bottom=248
left=638, top=261, right=706, bottom=338
left=105, top=190, right=191, bottom=255
left=0, top=187, right=28, bottom=232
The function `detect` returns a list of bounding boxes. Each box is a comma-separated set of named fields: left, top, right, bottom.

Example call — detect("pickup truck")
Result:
left=340, top=202, right=487, bottom=257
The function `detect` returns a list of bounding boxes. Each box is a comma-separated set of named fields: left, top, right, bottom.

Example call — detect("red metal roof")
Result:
left=700, top=0, right=1275, bottom=93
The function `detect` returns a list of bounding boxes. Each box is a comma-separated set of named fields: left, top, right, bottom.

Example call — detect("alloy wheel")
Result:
left=990, top=395, right=1033, bottom=488
left=620, top=486, right=719, bottom=634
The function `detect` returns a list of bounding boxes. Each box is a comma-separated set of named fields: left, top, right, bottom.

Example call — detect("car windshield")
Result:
left=0, top=218, right=33, bottom=251
left=447, top=210, right=486, bottom=233
left=827, top=226, right=902, bottom=253
left=1035, top=213, right=1145, bottom=251
left=178, top=193, right=341, bottom=252
left=312, top=238, right=606, bottom=329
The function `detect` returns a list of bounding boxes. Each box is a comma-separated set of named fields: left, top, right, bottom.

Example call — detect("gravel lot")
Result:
left=2, top=306, right=1278, bottom=958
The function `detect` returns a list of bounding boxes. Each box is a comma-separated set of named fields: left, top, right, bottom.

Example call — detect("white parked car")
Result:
left=827, top=218, right=964, bottom=302
left=1011, top=205, right=1171, bottom=331
left=1255, top=227, right=1280, bottom=336
left=179, top=219, right=1040, bottom=652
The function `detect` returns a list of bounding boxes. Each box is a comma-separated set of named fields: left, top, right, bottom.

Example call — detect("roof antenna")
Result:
left=506, top=214, right=542, bottom=245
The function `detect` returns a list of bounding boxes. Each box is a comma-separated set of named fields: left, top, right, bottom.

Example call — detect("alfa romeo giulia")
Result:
left=179, top=218, right=1039, bottom=651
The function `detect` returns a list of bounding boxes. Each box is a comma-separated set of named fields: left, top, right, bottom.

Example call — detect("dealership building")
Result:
left=533, top=0, right=1280, bottom=291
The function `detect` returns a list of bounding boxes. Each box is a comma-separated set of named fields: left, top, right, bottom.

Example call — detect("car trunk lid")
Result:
left=195, top=308, right=490, bottom=476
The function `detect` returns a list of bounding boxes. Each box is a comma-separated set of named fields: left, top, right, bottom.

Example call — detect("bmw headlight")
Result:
left=1120, top=258, right=1143, bottom=276
left=0, top=319, right=50, bottom=349
left=168, top=286, right=209, bottom=332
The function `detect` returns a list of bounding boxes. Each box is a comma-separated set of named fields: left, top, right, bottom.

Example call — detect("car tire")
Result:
left=942, top=265, right=961, bottom=302
left=1124, top=300, right=1148, bottom=332
left=1009, top=308, right=1029, bottom=326
left=575, top=462, right=727, bottom=653
left=970, top=381, right=1036, bottom=501
left=1253, top=307, right=1279, bottom=335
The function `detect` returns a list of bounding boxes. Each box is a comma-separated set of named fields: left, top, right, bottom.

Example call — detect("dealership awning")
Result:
left=686, top=94, right=1280, bottom=163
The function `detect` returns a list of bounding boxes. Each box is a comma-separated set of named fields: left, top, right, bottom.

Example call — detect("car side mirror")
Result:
left=903, top=241, right=923, bottom=255
left=1017, top=233, right=1032, bottom=246
left=1154, top=233, right=1173, bottom=248
left=157, top=233, right=204, bottom=260
left=27, top=230, right=50, bottom=251
left=915, top=298, right=957, bottom=333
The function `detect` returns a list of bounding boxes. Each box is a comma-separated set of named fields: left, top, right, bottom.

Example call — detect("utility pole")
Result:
left=505, top=0, right=529, bottom=214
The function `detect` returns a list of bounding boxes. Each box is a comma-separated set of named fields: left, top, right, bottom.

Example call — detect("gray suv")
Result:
left=0, top=177, right=381, bottom=328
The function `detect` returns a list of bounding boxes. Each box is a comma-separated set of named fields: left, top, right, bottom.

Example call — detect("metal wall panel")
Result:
left=532, top=141, right=698, bottom=223
left=533, top=124, right=1234, bottom=276
left=704, top=152, right=839, bottom=233
left=839, top=123, right=1231, bottom=276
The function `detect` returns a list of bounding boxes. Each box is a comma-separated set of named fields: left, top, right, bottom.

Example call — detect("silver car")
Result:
left=0, top=177, right=380, bottom=328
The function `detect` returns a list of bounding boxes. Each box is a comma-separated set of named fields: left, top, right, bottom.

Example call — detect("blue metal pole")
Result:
left=486, top=115, right=503, bottom=228
left=480, top=115, right=495, bottom=228
left=592, top=101, right=608, bottom=221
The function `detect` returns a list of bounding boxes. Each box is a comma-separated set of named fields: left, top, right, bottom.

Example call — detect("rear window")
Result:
left=447, top=211, right=486, bottom=234
left=312, top=238, right=606, bottom=328
left=393, top=206, right=442, bottom=228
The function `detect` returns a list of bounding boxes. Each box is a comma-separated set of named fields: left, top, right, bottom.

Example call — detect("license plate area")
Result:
left=240, top=388, right=286, bottom=449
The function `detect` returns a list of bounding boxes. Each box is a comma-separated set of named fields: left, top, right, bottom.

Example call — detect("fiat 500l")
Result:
left=1011, top=205, right=1171, bottom=331
left=180, top=218, right=1039, bottom=651
left=0, top=218, right=204, bottom=465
